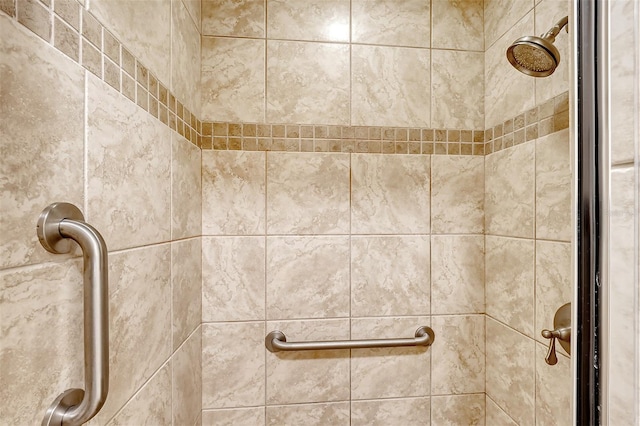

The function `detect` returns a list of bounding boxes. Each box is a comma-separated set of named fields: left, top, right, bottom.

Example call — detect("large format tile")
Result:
left=484, top=0, right=533, bottom=48
left=172, top=132, right=202, bottom=240
left=172, top=328, right=202, bottom=426
left=267, top=41, right=349, bottom=125
left=431, top=156, right=484, bottom=234
left=202, top=0, right=265, bottom=37
left=350, top=317, right=431, bottom=400
left=86, top=75, right=172, bottom=251
left=431, top=315, right=485, bottom=395
left=486, top=236, right=535, bottom=337
left=534, top=0, right=570, bottom=104
left=0, top=260, right=83, bottom=425
left=535, top=343, right=571, bottom=426
left=202, top=151, right=265, bottom=235
left=431, top=50, right=484, bottom=129
left=94, top=245, right=172, bottom=424
left=536, top=129, right=571, bottom=241
left=202, top=407, right=265, bottom=426
left=266, top=152, right=350, bottom=235
left=351, top=236, right=430, bottom=317
left=535, top=241, right=571, bottom=347
left=108, top=363, right=172, bottom=426
left=351, top=154, right=430, bottom=234
left=90, top=0, right=171, bottom=85
left=431, top=394, right=485, bottom=426
left=172, top=238, right=202, bottom=349
left=267, top=0, right=349, bottom=42
left=351, top=397, right=430, bottom=426
left=202, top=322, right=265, bottom=409
left=266, top=319, right=350, bottom=404
left=486, top=318, right=535, bottom=426
left=172, top=0, right=200, bottom=115
left=485, top=10, right=535, bottom=128
left=485, top=396, right=517, bottom=426
left=351, top=0, right=430, bottom=47
left=0, top=15, right=84, bottom=269
left=266, top=236, right=350, bottom=319
left=201, top=37, right=265, bottom=122
left=485, top=142, right=535, bottom=238
left=202, top=237, right=265, bottom=322
left=431, top=235, right=484, bottom=315
left=351, top=45, right=430, bottom=127
left=266, top=402, right=350, bottom=425
left=432, top=0, right=483, bottom=51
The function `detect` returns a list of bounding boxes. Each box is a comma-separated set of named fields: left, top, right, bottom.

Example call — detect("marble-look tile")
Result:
left=172, top=238, right=202, bottom=349
left=0, top=261, right=83, bottom=425
left=485, top=142, right=535, bottom=238
left=351, top=154, right=430, bottom=234
left=266, top=319, right=350, bottom=404
left=608, top=167, right=637, bottom=425
left=172, top=0, right=201, bottom=115
left=202, top=237, right=265, bottom=321
left=485, top=396, right=518, bottom=426
left=536, top=128, right=571, bottom=241
left=93, top=245, right=172, bottom=424
left=535, top=343, right=571, bottom=426
left=431, top=236, right=484, bottom=315
left=266, top=402, right=350, bottom=425
left=486, top=236, right=535, bottom=337
left=351, top=0, right=430, bottom=47
left=266, top=236, right=349, bottom=319
left=108, top=362, right=172, bottom=426
left=431, top=156, right=484, bottom=234
left=351, top=45, right=431, bottom=127
left=86, top=75, right=171, bottom=251
left=182, top=0, right=201, bottom=31
left=484, top=0, right=534, bottom=48
left=90, top=0, right=171, bottom=85
left=202, top=322, right=265, bottom=408
left=172, top=328, right=202, bottom=426
left=351, top=236, right=430, bottom=317
left=267, top=0, right=349, bottom=42
left=534, top=0, right=570, bottom=104
left=350, top=317, right=431, bottom=399
left=535, top=241, right=571, bottom=347
left=609, top=0, right=636, bottom=164
left=0, top=15, right=84, bottom=269
left=485, top=10, right=535, bottom=128
left=266, top=152, right=350, bottom=234
left=201, top=37, right=265, bottom=122
left=267, top=41, right=349, bottom=125
left=486, top=318, right=535, bottom=426
left=431, top=394, right=485, bottom=426
left=172, top=132, right=202, bottom=239
left=202, top=407, right=265, bottom=425
left=202, top=0, right=264, bottom=37
left=351, top=397, right=430, bottom=426
left=202, top=151, right=265, bottom=235
left=431, top=50, right=484, bottom=129
left=17, top=0, right=51, bottom=41
left=432, top=0, right=483, bottom=51
left=431, top=315, right=485, bottom=394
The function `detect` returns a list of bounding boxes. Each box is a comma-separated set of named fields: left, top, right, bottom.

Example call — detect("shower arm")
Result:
left=542, top=16, right=569, bottom=43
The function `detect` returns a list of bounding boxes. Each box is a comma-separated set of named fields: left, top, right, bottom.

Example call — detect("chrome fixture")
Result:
left=37, top=202, right=109, bottom=426
left=541, top=302, right=571, bottom=365
left=506, top=16, right=569, bottom=77
left=265, top=326, right=435, bottom=353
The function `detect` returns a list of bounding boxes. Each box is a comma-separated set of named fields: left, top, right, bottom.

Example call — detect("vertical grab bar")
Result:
left=37, top=202, right=109, bottom=426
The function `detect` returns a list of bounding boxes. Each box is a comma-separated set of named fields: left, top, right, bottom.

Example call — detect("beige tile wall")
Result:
left=201, top=150, right=486, bottom=424
left=0, top=4, right=201, bottom=425
left=483, top=1, right=572, bottom=423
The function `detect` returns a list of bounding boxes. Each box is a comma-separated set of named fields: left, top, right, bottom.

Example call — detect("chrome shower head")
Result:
left=506, top=16, right=568, bottom=77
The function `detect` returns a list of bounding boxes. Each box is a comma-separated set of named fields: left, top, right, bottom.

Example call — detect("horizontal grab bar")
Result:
left=265, top=326, right=435, bottom=353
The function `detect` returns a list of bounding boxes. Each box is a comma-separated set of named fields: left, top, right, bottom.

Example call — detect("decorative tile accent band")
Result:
left=2, top=0, right=570, bottom=157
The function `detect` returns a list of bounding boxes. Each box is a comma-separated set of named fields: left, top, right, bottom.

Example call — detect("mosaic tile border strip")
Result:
left=2, top=0, right=570, bottom=157
left=2, top=0, right=202, bottom=148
